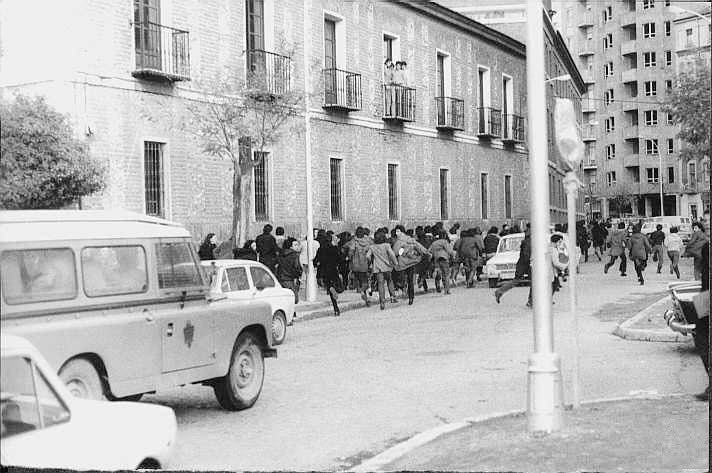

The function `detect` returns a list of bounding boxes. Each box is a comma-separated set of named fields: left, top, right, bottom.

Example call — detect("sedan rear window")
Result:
left=0, top=249, right=77, bottom=305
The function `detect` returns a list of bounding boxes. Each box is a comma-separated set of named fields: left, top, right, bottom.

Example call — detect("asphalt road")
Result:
left=143, top=258, right=706, bottom=471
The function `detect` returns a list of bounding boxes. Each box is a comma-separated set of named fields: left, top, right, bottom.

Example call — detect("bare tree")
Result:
left=187, top=55, right=304, bottom=248
left=608, top=184, right=638, bottom=217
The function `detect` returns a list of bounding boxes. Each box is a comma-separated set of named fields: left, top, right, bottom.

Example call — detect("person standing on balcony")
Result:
left=393, top=61, right=408, bottom=116
left=383, top=59, right=395, bottom=116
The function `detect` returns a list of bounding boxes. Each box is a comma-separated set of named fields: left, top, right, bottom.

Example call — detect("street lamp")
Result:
left=545, top=74, right=571, bottom=84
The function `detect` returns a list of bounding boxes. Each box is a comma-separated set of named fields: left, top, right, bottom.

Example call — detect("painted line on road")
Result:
left=612, top=296, right=690, bottom=343
left=349, top=392, right=693, bottom=472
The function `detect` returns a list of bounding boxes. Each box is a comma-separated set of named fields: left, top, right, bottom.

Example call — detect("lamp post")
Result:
left=526, top=0, right=563, bottom=434
left=303, top=0, right=317, bottom=302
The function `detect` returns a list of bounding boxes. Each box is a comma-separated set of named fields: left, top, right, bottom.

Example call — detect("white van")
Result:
left=641, top=216, right=692, bottom=242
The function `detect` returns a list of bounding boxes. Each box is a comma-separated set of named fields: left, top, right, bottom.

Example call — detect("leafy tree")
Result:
left=663, top=60, right=711, bottom=163
left=1, top=94, right=104, bottom=209
left=187, top=57, right=304, bottom=247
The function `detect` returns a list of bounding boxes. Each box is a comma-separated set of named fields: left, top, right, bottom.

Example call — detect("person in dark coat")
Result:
left=233, top=240, right=258, bottom=260
left=349, top=227, right=372, bottom=306
left=315, top=236, right=343, bottom=316
left=276, top=238, right=302, bottom=304
left=255, top=224, right=278, bottom=273
left=604, top=222, right=628, bottom=276
left=694, top=241, right=709, bottom=401
left=685, top=222, right=709, bottom=280
left=648, top=224, right=666, bottom=273
left=392, top=225, right=429, bottom=305
left=590, top=220, right=607, bottom=261
left=454, top=229, right=479, bottom=288
left=627, top=225, right=651, bottom=285
left=576, top=220, right=590, bottom=263
left=415, top=227, right=433, bottom=293
left=198, top=233, right=217, bottom=260
left=484, top=226, right=500, bottom=263
left=494, top=225, right=532, bottom=307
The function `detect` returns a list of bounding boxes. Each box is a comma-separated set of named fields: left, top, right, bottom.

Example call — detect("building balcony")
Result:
left=323, top=68, right=362, bottom=112
left=621, top=40, right=637, bottom=56
left=620, top=11, right=637, bottom=27
left=477, top=106, right=502, bottom=138
left=621, top=68, right=637, bottom=84
left=382, top=84, right=416, bottom=123
left=582, top=97, right=596, bottom=113
left=623, top=124, right=639, bottom=140
left=578, top=11, right=594, bottom=27
left=682, top=181, right=699, bottom=194
left=435, top=97, right=465, bottom=131
left=133, top=21, right=190, bottom=81
left=502, top=114, right=525, bottom=143
left=623, top=153, right=640, bottom=167
left=583, top=159, right=597, bottom=170
left=245, top=49, right=291, bottom=96
left=581, top=71, right=596, bottom=84
left=640, top=181, right=663, bottom=194
left=665, top=183, right=683, bottom=193
left=581, top=123, right=597, bottom=141
left=578, top=44, right=595, bottom=56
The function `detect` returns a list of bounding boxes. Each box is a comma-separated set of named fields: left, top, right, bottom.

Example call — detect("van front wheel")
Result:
left=59, top=358, right=105, bottom=400
left=213, top=333, right=265, bottom=410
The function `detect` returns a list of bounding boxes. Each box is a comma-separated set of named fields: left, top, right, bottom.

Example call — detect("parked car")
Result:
left=1, top=334, right=176, bottom=469
left=663, top=281, right=702, bottom=336
left=484, top=232, right=525, bottom=288
left=201, top=259, right=295, bottom=345
left=0, top=210, right=276, bottom=411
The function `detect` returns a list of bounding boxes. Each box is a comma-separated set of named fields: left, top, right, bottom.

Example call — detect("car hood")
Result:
left=486, top=251, right=519, bottom=265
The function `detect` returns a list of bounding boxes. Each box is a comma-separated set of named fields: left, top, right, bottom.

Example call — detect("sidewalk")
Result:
left=371, top=395, right=709, bottom=472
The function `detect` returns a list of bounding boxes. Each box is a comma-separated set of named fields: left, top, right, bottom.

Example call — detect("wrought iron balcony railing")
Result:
left=502, top=113, right=524, bottom=143
left=382, top=84, right=416, bottom=122
left=435, top=97, right=464, bottom=131
left=477, top=107, right=502, bottom=138
left=323, top=68, right=362, bottom=112
left=246, top=49, right=291, bottom=96
left=133, top=21, right=190, bottom=81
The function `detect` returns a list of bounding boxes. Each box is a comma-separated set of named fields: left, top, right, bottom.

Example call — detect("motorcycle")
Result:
left=663, top=281, right=702, bottom=336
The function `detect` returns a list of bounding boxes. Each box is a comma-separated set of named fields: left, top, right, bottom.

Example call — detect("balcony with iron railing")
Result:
left=245, top=49, right=291, bottom=96
left=578, top=11, right=594, bottom=27
left=501, top=114, right=524, bottom=143
left=583, top=158, right=597, bottom=170
left=582, top=97, right=596, bottom=113
left=323, top=68, right=362, bottom=112
left=435, top=97, right=464, bottom=131
left=382, top=85, right=416, bottom=122
left=133, top=21, right=190, bottom=81
left=476, top=107, right=502, bottom=138
left=581, top=123, right=597, bottom=141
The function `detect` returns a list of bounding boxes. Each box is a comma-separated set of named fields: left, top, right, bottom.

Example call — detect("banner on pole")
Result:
left=555, top=98, right=584, bottom=172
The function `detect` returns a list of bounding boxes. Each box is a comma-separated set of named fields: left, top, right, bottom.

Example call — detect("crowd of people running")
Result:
left=197, top=209, right=710, bottom=316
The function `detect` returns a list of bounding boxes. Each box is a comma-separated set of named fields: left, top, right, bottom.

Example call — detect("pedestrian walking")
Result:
left=484, top=226, right=500, bottom=263
left=648, top=224, right=666, bottom=273
left=576, top=221, right=590, bottom=263
left=392, top=225, right=429, bottom=305
left=454, top=229, right=479, bottom=287
left=415, top=227, right=433, bottom=293
left=473, top=227, right=486, bottom=281
left=337, top=231, right=353, bottom=290
left=604, top=222, right=628, bottom=277
left=276, top=238, right=302, bottom=304
left=233, top=239, right=258, bottom=260
left=666, top=226, right=684, bottom=279
left=591, top=220, right=607, bottom=261
left=198, top=233, right=217, bottom=260
left=314, top=236, right=343, bottom=317
left=430, top=230, right=456, bottom=294
left=274, top=226, right=286, bottom=254
left=627, top=225, right=651, bottom=285
left=685, top=222, right=709, bottom=280
left=349, top=227, right=372, bottom=307
left=255, top=224, right=279, bottom=273
left=367, top=230, right=399, bottom=310
left=494, top=225, right=532, bottom=307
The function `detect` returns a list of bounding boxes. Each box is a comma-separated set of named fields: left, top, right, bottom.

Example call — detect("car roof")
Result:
left=502, top=232, right=525, bottom=239
left=0, top=210, right=191, bottom=242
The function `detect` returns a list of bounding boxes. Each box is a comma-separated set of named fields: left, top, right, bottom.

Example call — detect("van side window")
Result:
left=226, top=267, right=250, bottom=291
left=81, top=246, right=148, bottom=297
left=0, top=249, right=77, bottom=305
left=249, top=266, right=275, bottom=289
left=156, top=243, right=203, bottom=288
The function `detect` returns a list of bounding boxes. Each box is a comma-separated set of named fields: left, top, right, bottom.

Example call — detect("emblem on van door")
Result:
left=183, top=321, right=195, bottom=348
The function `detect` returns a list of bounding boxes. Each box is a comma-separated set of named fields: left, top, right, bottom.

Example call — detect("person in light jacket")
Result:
left=627, top=225, right=652, bottom=285
left=430, top=230, right=456, bottom=294
left=604, top=222, right=628, bottom=277
left=392, top=225, right=429, bottom=306
left=349, top=227, right=372, bottom=307
left=367, top=230, right=399, bottom=310
left=685, top=222, right=709, bottom=280
left=666, top=226, right=684, bottom=279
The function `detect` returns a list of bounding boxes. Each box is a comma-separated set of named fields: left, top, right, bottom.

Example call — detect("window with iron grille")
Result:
left=253, top=152, right=269, bottom=221
left=330, top=158, right=343, bottom=220
left=644, top=110, right=658, bottom=126
left=481, top=173, right=489, bottom=220
left=387, top=164, right=399, bottom=221
left=439, top=169, right=449, bottom=220
left=144, top=141, right=164, bottom=217
left=504, top=175, right=512, bottom=219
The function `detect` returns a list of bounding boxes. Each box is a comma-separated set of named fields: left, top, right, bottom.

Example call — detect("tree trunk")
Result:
left=238, top=172, right=252, bottom=248
left=231, top=159, right=241, bottom=250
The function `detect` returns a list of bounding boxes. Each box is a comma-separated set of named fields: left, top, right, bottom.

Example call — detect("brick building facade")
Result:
left=1, top=1, right=581, bottom=241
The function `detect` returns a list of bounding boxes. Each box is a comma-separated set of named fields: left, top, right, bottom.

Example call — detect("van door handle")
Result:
left=143, top=308, right=154, bottom=323
left=166, top=323, right=174, bottom=337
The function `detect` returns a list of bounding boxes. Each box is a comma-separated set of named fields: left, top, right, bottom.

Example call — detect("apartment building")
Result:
left=674, top=8, right=711, bottom=218
left=1, top=1, right=541, bottom=240
left=557, top=0, right=702, bottom=219
left=435, top=0, right=588, bottom=224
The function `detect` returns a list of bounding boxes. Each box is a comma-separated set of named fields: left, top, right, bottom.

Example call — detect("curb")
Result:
left=294, top=279, right=472, bottom=323
left=349, top=391, right=693, bottom=472
left=612, top=295, right=690, bottom=343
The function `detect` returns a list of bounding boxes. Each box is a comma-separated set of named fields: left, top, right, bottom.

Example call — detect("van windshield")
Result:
left=499, top=236, right=523, bottom=253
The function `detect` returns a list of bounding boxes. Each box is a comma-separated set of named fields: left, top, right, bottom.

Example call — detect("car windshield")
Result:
left=499, top=236, right=523, bottom=253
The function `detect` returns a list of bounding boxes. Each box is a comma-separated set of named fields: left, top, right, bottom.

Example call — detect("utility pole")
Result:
left=526, top=0, right=563, bottom=434
left=303, top=0, right=317, bottom=302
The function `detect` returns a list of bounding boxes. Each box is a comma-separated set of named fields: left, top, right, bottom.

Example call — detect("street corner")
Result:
left=613, top=295, right=691, bottom=342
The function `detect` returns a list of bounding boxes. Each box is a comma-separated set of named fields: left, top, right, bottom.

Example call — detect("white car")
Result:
left=1, top=334, right=176, bottom=470
left=485, top=233, right=525, bottom=287
left=202, top=259, right=295, bottom=345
